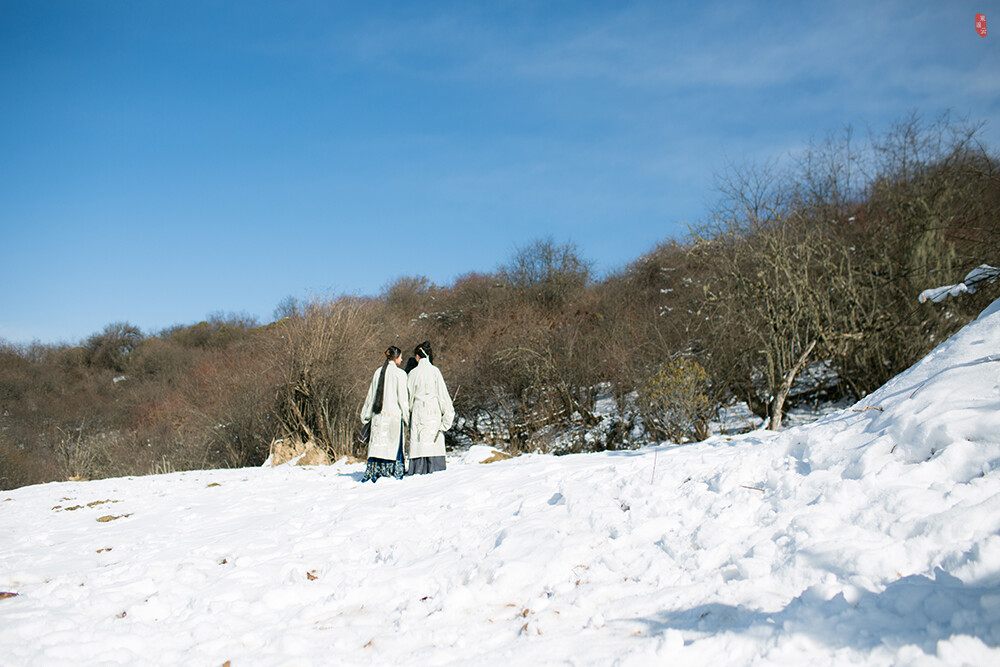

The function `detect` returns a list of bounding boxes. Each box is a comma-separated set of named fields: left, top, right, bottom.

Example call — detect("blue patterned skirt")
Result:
left=362, top=421, right=404, bottom=482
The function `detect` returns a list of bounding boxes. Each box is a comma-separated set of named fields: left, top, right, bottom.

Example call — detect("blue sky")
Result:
left=2, top=1, right=998, bottom=345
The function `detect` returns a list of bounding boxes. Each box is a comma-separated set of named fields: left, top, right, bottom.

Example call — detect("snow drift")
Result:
left=2, top=300, right=1000, bottom=665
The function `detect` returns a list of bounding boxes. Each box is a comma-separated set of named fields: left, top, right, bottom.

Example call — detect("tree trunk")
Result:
left=767, top=339, right=817, bottom=431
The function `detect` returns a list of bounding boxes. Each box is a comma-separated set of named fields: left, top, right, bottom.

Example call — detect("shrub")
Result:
left=85, top=322, right=143, bottom=372
left=499, top=237, right=592, bottom=310
left=272, top=297, right=382, bottom=460
left=639, top=357, right=716, bottom=443
left=128, top=337, right=190, bottom=382
left=166, top=312, right=258, bottom=350
left=172, top=340, right=280, bottom=469
left=382, top=276, right=437, bottom=318
left=0, top=438, right=57, bottom=490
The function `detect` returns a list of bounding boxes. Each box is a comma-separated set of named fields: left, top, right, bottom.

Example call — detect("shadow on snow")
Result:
left=630, top=568, right=1000, bottom=656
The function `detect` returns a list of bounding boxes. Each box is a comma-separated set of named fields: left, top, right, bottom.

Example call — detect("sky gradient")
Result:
left=2, top=1, right=998, bottom=344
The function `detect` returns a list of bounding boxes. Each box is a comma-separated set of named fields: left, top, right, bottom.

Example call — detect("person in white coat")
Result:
left=406, top=341, right=454, bottom=475
left=360, top=345, right=409, bottom=482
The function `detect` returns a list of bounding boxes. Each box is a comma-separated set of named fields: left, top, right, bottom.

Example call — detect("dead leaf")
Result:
left=0, top=592, right=19, bottom=600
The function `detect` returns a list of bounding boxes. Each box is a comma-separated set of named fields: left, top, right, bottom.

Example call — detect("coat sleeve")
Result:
left=360, top=370, right=378, bottom=424
left=397, top=368, right=410, bottom=427
left=437, top=368, right=455, bottom=432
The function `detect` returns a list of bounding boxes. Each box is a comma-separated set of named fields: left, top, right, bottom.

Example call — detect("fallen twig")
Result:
left=851, top=406, right=884, bottom=413
left=740, top=485, right=765, bottom=493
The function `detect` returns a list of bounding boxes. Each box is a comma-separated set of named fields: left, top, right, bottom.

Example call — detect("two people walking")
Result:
left=359, top=341, right=454, bottom=482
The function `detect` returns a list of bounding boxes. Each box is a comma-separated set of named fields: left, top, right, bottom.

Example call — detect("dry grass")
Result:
left=480, top=449, right=514, bottom=464
left=267, top=437, right=332, bottom=467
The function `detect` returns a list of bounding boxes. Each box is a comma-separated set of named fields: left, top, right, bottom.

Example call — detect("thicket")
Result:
left=2, top=113, right=998, bottom=490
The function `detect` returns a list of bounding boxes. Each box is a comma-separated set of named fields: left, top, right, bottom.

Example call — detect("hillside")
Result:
left=2, top=300, right=1000, bottom=665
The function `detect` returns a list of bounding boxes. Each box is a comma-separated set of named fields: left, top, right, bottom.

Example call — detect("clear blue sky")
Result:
left=2, top=1, right=997, bottom=345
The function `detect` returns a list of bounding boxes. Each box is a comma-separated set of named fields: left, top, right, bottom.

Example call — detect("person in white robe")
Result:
left=406, top=341, right=454, bottom=475
left=360, top=345, right=409, bottom=482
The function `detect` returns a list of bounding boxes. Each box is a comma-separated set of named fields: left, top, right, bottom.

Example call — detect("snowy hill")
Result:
left=3, top=301, right=1000, bottom=666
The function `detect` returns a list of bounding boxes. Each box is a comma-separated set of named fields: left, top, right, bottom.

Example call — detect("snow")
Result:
left=3, top=300, right=1000, bottom=665
left=918, top=264, right=1000, bottom=303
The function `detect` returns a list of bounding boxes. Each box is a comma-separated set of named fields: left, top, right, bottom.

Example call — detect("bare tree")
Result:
left=696, top=161, right=827, bottom=430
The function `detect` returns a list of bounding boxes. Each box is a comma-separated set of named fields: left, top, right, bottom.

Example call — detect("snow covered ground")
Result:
left=3, top=300, right=1000, bottom=666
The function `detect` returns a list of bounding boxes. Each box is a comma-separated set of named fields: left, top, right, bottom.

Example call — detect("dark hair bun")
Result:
left=414, top=341, right=433, bottom=363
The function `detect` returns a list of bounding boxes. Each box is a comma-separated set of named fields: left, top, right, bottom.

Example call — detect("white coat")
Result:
left=407, top=357, right=454, bottom=459
left=360, top=362, right=410, bottom=460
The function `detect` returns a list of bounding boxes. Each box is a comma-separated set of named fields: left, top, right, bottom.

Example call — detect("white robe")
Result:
left=360, top=363, right=410, bottom=461
left=407, top=357, right=454, bottom=459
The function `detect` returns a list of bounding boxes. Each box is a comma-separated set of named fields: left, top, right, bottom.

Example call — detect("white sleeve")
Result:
left=397, top=369, right=410, bottom=426
left=360, top=370, right=378, bottom=424
left=437, top=368, right=455, bottom=431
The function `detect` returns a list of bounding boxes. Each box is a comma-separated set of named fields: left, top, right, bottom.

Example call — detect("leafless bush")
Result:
left=0, top=439, right=56, bottom=490
left=810, top=113, right=1000, bottom=395
left=85, top=322, right=143, bottom=372
left=49, top=424, right=143, bottom=481
left=688, top=113, right=1000, bottom=424
left=164, top=312, right=258, bottom=350
left=172, top=339, right=280, bottom=468
left=0, top=343, right=32, bottom=417
left=272, top=297, right=383, bottom=460
left=693, top=179, right=828, bottom=430
left=382, top=275, right=438, bottom=319
left=52, top=424, right=101, bottom=480
left=594, top=241, right=714, bottom=418
left=499, top=237, right=592, bottom=310
left=128, top=337, right=191, bottom=381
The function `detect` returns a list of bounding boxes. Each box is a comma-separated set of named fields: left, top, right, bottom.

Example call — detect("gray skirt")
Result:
left=406, top=456, right=446, bottom=475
